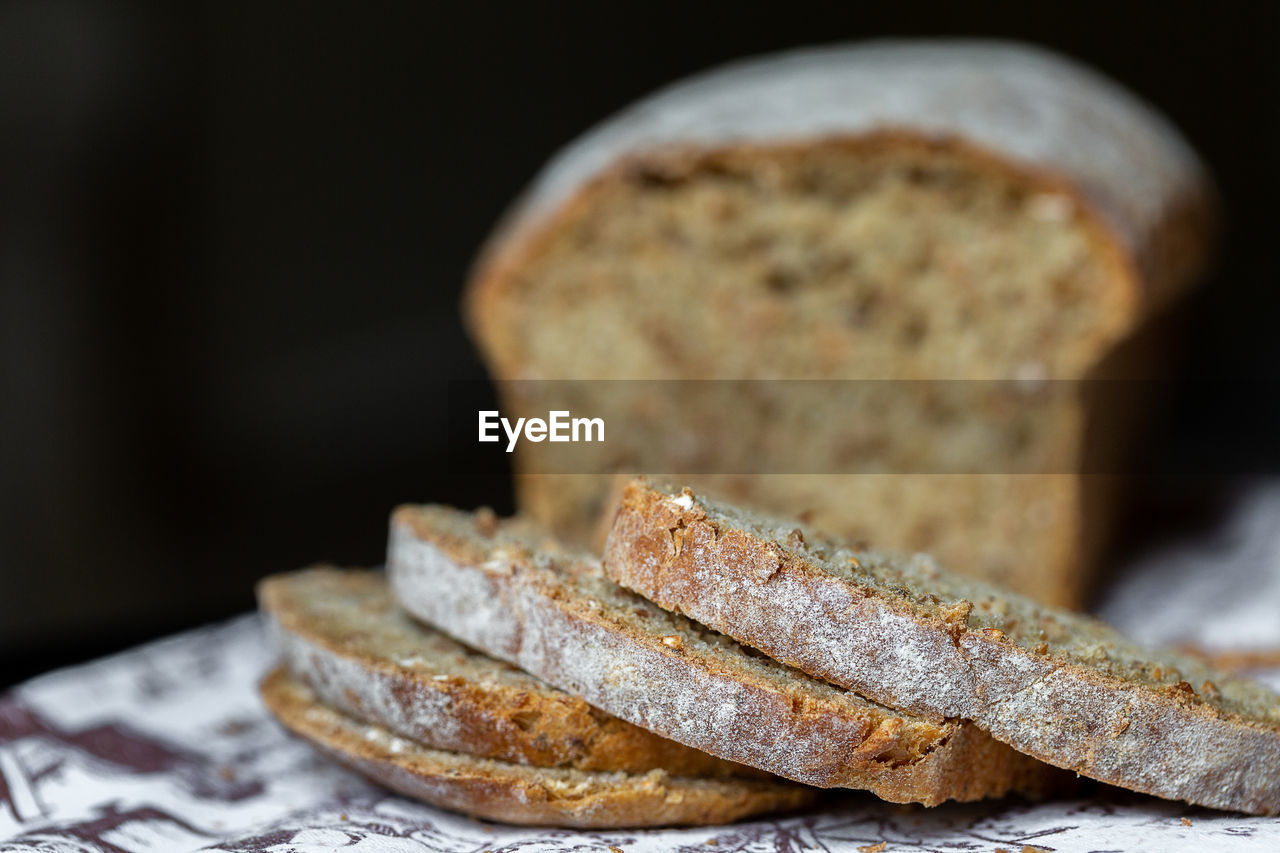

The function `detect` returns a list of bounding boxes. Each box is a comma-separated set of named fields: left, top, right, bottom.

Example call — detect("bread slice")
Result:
left=604, top=479, right=1280, bottom=815
left=463, top=41, right=1215, bottom=608
left=260, top=668, right=814, bottom=828
left=258, top=566, right=752, bottom=777
left=386, top=504, right=1060, bottom=805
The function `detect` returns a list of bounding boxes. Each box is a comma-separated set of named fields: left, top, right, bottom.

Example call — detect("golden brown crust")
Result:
left=604, top=479, right=1280, bottom=815
left=259, top=567, right=753, bottom=776
left=260, top=669, right=816, bottom=828
left=388, top=505, right=1064, bottom=805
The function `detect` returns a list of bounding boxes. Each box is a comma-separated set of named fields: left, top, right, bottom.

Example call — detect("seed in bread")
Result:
left=386, top=504, right=1062, bottom=805
left=603, top=479, right=1280, bottom=815
left=260, top=668, right=815, bottom=828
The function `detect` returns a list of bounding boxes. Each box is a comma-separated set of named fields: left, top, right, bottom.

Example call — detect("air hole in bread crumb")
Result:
left=765, top=266, right=798, bottom=293
left=900, top=315, right=929, bottom=347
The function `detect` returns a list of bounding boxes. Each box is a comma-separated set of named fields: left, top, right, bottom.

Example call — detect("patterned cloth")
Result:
left=4, top=485, right=1280, bottom=852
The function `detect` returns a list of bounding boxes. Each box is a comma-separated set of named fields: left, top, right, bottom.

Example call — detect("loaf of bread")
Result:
left=386, top=503, right=1062, bottom=805
left=463, top=40, right=1215, bottom=607
left=258, top=566, right=758, bottom=777
left=260, top=669, right=815, bottom=828
left=604, top=480, right=1280, bottom=815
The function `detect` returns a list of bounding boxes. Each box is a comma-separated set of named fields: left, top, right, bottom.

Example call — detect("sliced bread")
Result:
left=260, top=668, right=814, bottom=827
left=603, top=479, right=1280, bottom=815
left=386, top=504, right=1060, bottom=805
left=258, top=566, right=753, bottom=776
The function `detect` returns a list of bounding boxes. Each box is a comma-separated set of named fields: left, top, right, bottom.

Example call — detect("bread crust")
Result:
left=260, top=669, right=815, bottom=828
left=603, top=480, right=1280, bottom=815
left=258, top=567, right=753, bottom=777
left=387, top=505, right=1061, bottom=805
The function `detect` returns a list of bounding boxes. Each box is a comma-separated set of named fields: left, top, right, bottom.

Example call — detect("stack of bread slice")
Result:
left=258, top=481, right=1280, bottom=824
left=257, top=568, right=815, bottom=827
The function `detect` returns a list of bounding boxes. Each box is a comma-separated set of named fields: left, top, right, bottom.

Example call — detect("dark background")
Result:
left=1, top=1, right=1276, bottom=688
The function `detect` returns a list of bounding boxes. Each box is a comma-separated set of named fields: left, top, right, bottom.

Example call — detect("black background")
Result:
left=1, top=1, right=1276, bottom=688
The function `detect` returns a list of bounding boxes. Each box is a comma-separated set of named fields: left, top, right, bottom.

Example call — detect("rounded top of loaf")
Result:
left=502, top=39, right=1207, bottom=269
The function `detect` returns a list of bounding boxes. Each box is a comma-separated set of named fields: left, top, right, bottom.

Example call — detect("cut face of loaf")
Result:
left=260, top=669, right=816, bottom=828
left=258, top=566, right=755, bottom=777
left=603, top=480, right=1280, bottom=815
left=478, top=137, right=1158, bottom=381
left=386, top=504, right=1062, bottom=806
left=464, top=41, right=1214, bottom=607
